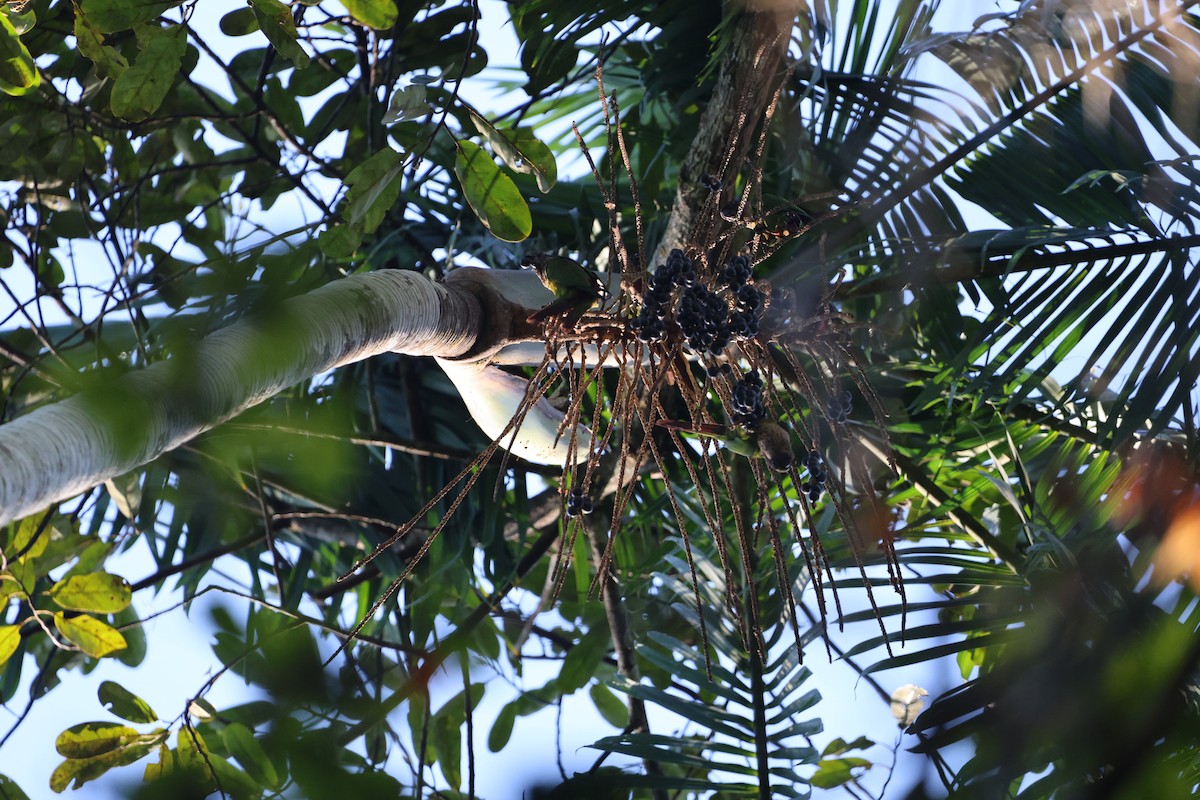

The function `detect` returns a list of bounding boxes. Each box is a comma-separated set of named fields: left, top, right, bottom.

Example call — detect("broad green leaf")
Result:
left=248, top=0, right=310, bottom=67
left=821, top=736, right=874, bottom=756
left=557, top=630, right=610, bottom=694
left=54, top=613, right=127, bottom=658
left=0, top=775, right=30, bottom=800
left=176, top=728, right=261, bottom=799
left=810, top=756, right=872, bottom=789
left=519, top=36, right=576, bottom=96
left=110, top=24, right=186, bottom=121
left=453, top=139, right=532, bottom=242
left=56, top=722, right=143, bottom=759
left=46, top=573, right=131, bottom=613
left=429, top=704, right=462, bottom=789
left=343, top=0, right=397, bottom=30
left=0, top=625, right=19, bottom=666
left=98, top=681, right=158, bottom=723
left=468, top=109, right=557, bottom=193
left=79, top=0, right=178, bottom=33
left=219, top=6, right=260, bottom=36
left=142, top=744, right=175, bottom=783
left=0, top=12, right=39, bottom=96
left=589, top=683, right=627, bottom=729
left=73, top=11, right=128, bottom=79
left=487, top=703, right=516, bottom=752
left=223, top=722, right=281, bottom=790
left=113, top=606, right=147, bottom=667
left=342, top=148, right=404, bottom=233
left=318, top=224, right=362, bottom=258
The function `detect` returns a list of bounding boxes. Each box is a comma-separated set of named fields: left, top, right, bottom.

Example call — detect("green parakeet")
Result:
left=522, top=253, right=605, bottom=330
left=657, top=419, right=794, bottom=472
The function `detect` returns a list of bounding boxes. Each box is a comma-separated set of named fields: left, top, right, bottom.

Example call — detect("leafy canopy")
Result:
left=3, top=0, right=1200, bottom=798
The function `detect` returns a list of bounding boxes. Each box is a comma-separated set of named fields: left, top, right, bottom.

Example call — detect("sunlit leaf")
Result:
left=56, top=722, right=145, bottom=759
left=54, top=613, right=127, bottom=658
left=342, top=0, right=398, bottom=30
left=0, top=12, right=40, bottom=96
left=0, top=625, right=20, bottom=666
left=49, top=740, right=159, bottom=793
left=453, top=139, right=532, bottom=242
left=46, top=573, right=132, bottom=614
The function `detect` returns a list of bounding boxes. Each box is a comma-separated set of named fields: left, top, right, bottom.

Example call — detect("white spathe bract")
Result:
left=889, top=684, right=929, bottom=728
left=436, top=358, right=591, bottom=467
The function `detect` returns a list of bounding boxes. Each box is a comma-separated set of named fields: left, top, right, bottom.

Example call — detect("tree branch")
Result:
left=0, top=270, right=480, bottom=525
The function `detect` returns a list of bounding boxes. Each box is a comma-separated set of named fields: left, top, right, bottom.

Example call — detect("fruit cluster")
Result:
left=799, top=452, right=827, bottom=504
left=730, top=370, right=767, bottom=431
left=565, top=489, right=594, bottom=518
left=630, top=249, right=766, bottom=355
left=827, top=390, right=852, bottom=423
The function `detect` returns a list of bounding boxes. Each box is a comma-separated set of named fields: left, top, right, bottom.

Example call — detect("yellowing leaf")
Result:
left=8, top=514, right=49, bottom=560
left=56, top=722, right=143, bottom=759
left=343, top=0, right=397, bottom=30
left=0, top=12, right=40, bottom=96
left=110, top=24, right=186, bottom=120
left=46, top=573, right=131, bottom=613
left=54, top=613, right=127, bottom=658
left=50, top=729, right=165, bottom=793
left=0, top=625, right=20, bottom=665
left=453, top=140, right=532, bottom=243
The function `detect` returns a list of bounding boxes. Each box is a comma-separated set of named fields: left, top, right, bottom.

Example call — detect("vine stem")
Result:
left=732, top=459, right=772, bottom=799
left=584, top=521, right=667, bottom=800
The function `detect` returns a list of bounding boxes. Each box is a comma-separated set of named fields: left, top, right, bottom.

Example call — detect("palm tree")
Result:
left=1, top=0, right=1198, bottom=797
